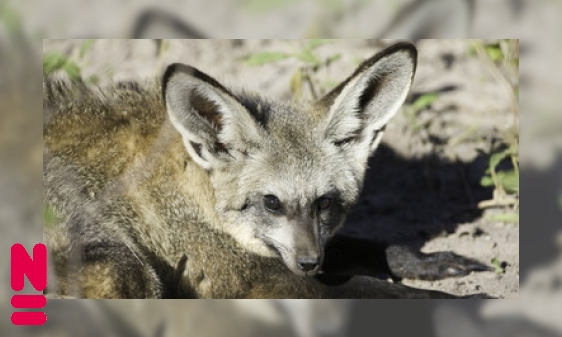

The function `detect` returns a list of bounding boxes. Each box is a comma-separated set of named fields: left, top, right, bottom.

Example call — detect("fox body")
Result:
left=44, top=42, right=487, bottom=298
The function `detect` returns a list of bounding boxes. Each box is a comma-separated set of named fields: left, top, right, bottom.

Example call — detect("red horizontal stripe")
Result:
left=11, top=295, right=47, bottom=308
left=11, top=311, right=47, bottom=326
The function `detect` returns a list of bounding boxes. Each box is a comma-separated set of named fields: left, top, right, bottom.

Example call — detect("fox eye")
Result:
left=317, top=197, right=331, bottom=210
left=264, top=195, right=281, bottom=212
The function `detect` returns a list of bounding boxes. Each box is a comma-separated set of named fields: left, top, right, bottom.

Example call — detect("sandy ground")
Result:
left=42, top=39, right=519, bottom=299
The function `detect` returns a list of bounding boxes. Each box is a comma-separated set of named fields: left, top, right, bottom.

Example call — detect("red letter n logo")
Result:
left=11, top=243, right=48, bottom=326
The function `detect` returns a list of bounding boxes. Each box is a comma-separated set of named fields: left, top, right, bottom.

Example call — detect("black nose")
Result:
left=297, top=257, right=319, bottom=273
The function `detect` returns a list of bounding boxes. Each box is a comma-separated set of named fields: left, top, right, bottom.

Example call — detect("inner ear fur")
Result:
left=162, top=63, right=264, bottom=170
left=318, top=41, right=418, bottom=146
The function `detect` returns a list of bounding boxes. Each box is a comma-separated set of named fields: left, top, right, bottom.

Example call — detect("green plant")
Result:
left=491, top=257, right=506, bottom=274
left=244, top=40, right=340, bottom=100
left=402, top=93, right=438, bottom=132
left=43, top=52, right=82, bottom=80
left=479, top=136, right=519, bottom=223
left=483, top=42, right=503, bottom=63
left=469, top=40, right=519, bottom=224
left=242, top=0, right=299, bottom=13
left=43, top=204, right=59, bottom=229
left=480, top=148, right=519, bottom=194
left=244, top=52, right=292, bottom=66
left=79, top=39, right=95, bottom=59
left=44, top=40, right=100, bottom=81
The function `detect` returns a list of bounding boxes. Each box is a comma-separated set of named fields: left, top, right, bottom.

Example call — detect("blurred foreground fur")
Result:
left=44, top=42, right=490, bottom=298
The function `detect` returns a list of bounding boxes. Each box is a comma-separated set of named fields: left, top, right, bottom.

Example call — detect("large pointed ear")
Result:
left=318, top=42, right=417, bottom=164
left=162, top=64, right=265, bottom=170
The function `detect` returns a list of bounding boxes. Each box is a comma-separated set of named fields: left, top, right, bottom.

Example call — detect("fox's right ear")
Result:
left=162, top=64, right=265, bottom=170
left=318, top=42, right=417, bottom=166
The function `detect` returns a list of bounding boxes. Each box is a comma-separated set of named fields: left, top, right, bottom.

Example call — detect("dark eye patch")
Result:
left=317, top=197, right=331, bottom=210
left=333, top=136, right=355, bottom=147
left=264, top=195, right=282, bottom=212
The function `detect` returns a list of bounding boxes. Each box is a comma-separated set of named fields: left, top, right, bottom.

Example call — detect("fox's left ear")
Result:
left=162, top=63, right=265, bottom=170
left=318, top=42, right=417, bottom=163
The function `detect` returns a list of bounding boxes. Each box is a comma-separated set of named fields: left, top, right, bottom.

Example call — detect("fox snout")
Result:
left=296, top=256, right=319, bottom=273
left=293, top=232, right=321, bottom=274
left=290, top=251, right=322, bottom=276
left=289, top=224, right=325, bottom=276
left=260, top=216, right=327, bottom=276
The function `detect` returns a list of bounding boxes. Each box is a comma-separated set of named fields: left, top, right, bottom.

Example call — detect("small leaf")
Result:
left=80, top=39, right=95, bottom=59
left=43, top=53, right=68, bottom=75
left=497, top=170, right=519, bottom=193
left=491, top=258, right=506, bottom=274
left=485, top=45, right=503, bottom=62
left=242, top=0, right=297, bottom=13
left=290, top=68, right=303, bottom=100
left=63, top=61, right=82, bottom=80
left=43, top=204, right=59, bottom=229
left=489, top=150, right=510, bottom=171
left=410, top=93, right=438, bottom=112
left=158, top=40, right=170, bottom=57
left=244, top=52, right=291, bottom=66
left=86, top=74, right=99, bottom=84
left=486, top=212, right=519, bottom=224
left=480, top=176, right=494, bottom=187
left=326, top=53, right=341, bottom=65
left=306, top=39, right=335, bottom=50
left=322, top=80, right=339, bottom=92
left=43, top=52, right=83, bottom=80
left=295, top=48, right=319, bottom=65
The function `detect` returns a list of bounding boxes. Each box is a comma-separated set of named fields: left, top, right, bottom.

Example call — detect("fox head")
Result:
left=162, top=42, right=417, bottom=276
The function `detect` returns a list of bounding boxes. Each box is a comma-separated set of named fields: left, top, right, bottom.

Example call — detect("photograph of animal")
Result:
left=44, top=41, right=495, bottom=298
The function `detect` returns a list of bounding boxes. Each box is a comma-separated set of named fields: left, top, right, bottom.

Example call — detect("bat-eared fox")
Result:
left=44, top=42, right=491, bottom=298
